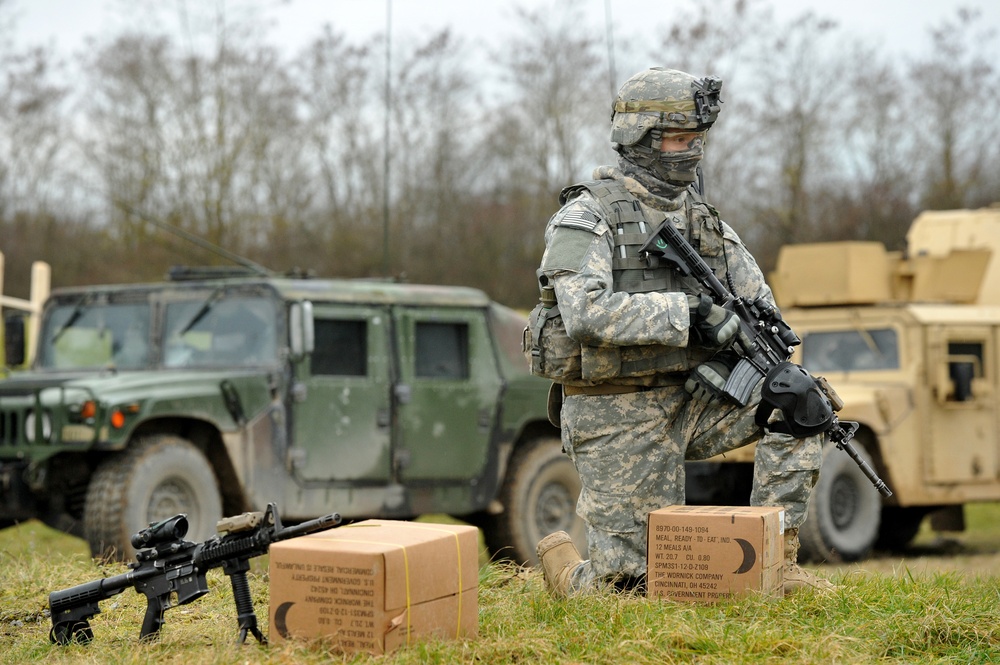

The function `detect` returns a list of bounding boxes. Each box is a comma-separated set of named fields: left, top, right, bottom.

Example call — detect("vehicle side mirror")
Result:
left=289, top=301, right=315, bottom=358
left=4, top=313, right=26, bottom=367
left=949, top=361, right=975, bottom=402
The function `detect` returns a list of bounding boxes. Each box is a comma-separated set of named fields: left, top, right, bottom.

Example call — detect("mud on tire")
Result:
left=83, top=434, right=222, bottom=561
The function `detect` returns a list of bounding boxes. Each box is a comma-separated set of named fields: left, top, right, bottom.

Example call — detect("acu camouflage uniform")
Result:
left=532, top=170, right=823, bottom=588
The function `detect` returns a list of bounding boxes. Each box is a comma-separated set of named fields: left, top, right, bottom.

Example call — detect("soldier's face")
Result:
left=660, top=131, right=705, bottom=154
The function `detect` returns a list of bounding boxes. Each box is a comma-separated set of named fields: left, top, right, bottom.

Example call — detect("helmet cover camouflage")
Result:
left=610, top=67, right=723, bottom=147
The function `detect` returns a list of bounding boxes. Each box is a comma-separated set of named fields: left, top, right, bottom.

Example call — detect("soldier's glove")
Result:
left=685, top=353, right=739, bottom=404
left=687, top=294, right=740, bottom=349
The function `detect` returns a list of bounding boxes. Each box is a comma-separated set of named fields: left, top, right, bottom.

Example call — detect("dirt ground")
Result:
left=817, top=536, right=1000, bottom=579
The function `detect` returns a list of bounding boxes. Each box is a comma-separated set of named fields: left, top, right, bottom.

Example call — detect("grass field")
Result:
left=2, top=506, right=1000, bottom=664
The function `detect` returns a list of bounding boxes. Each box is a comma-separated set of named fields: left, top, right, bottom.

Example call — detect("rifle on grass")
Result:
left=49, top=502, right=341, bottom=645
left=639, top=219, right=892, bottom=498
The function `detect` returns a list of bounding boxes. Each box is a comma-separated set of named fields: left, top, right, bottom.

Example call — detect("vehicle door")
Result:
left=925, top=325, right=998, bottom=484
left=392, top=306, right=503, bottom=481
left=291, top=303, right=393, bottom=482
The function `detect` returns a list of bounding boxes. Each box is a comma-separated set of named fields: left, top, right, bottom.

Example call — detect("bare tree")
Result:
left=751, top=14, right=849, bottom=255
left=291, top=27, right=382, bottom=276
left=0, top=0, right=84, bottom=291
left=0, top=4, right=68, bottom=221
left=461, top=0, right=609, bottom=306
left=80, top=35, right=173, bottom=249
left=648, top=2, right=853, bottom=268
left=81, top=4, right=309, bottom=265
left=647, top=0, right=778, bottom=219
left=392, top=31, right=475, bottom=223
left=6, top=0, right=1000, bottom=302
left=293, top=26, right=381, bottom=234
left=834, top=48, right=917, bottom=249
left=389, top=29, right=478, bottom=279
left=483, top=0, right=606, bottom=196
left=908, top=8, right=999, bottom=210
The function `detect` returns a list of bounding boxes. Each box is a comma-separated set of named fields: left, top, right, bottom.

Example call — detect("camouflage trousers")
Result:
left=560, top=383, right=822, bottom=587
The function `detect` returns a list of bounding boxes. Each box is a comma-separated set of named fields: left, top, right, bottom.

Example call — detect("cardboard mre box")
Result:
left=647, top=506, right=784, bottom=602
left=268, top=519, right=478, bottom=654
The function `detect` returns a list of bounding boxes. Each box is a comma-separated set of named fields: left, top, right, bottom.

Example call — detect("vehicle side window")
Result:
left=415, top=322, right=469, bottom=379
left=803, top=328, right=899, bottom=372
left=312, top=319, right=367, bottom=376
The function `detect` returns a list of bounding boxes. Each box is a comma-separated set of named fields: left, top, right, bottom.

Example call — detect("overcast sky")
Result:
left=9, top=0, right=1000, bottom=64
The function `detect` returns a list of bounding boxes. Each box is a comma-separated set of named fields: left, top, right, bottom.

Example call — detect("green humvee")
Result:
left=0, top=269, right=583, bottom=562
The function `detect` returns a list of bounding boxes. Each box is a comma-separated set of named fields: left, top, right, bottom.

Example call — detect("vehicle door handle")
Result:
left=478, top=407, right=492, bottom=430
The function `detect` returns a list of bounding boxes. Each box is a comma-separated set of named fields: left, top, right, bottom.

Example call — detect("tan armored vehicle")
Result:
left=765, top=204, right=1000, bottom=561
left=687, top=205, right=1000, bottom=561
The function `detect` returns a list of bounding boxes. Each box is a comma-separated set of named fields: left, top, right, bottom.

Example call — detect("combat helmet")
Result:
left=611, top=67, right=723, bottom=193
left=610, top=67, right=722, bottom=147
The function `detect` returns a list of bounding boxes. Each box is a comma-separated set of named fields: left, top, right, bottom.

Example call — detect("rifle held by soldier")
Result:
left=639, top=218, right=892, bottom=498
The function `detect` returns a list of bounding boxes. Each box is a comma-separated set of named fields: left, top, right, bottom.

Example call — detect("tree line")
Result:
left=1, top=0, right=998, bottom=309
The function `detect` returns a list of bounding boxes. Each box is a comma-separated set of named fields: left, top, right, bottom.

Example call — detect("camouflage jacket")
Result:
left=525, top=173, right=773, bottom=387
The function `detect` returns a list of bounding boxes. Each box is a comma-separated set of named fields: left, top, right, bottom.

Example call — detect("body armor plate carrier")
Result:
left=524, top=179, right=727, bottom=387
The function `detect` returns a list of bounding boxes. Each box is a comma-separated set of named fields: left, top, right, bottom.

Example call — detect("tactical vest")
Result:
left=525, top=178, right=728, bottom=387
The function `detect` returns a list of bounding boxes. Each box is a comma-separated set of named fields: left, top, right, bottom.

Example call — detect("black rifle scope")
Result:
left=130, top=514, right=189, bottom=549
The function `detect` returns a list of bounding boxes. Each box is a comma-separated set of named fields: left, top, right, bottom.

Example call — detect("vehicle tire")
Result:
left=483, top=436, right=587, bottom=566
left=798, top=440, right=882, bottom=563
left=83, top=434, right=223, bottom=561
left=875, top=506, right=926, bottom=552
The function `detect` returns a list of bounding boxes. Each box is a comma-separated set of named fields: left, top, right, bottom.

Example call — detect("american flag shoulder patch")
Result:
left=556, top=208, right=601, bottom=232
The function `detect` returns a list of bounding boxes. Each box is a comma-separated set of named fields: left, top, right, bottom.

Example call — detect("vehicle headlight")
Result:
left=25, top=409, right=53, bottom=443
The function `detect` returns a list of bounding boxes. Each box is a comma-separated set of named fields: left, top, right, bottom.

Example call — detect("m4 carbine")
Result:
left=49, top=502, right=341, bottom=645
left=639, top=218, right=891, bottom=498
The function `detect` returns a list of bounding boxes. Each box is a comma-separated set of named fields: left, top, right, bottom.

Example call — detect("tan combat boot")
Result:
left=783, top=528, right=837, bottom=595
left=536, top=531, right=584, bottom=598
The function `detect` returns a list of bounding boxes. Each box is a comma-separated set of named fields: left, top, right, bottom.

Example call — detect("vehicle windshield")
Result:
left=36, top=292, right=279, bottom=370
left=164, top=296, right=278, bottom=368
left=39, top=300, right=151, bottom=370
left=802, top=328, right=899, bottom=372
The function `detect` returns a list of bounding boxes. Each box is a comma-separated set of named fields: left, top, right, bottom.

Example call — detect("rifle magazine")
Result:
left=723, top=359, right=763, bottom=406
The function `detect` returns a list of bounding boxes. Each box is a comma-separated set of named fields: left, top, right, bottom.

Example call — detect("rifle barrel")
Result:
left=277, top=512, right=342, bottom=540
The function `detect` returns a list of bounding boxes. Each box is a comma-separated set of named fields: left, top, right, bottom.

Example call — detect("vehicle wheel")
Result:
left=875, top=507, right=926, bottom=552
left=483, top=436, right=587, bottom=566
left=83, top=434, right=223, bottom=561
left=798, top=440, right=882, bottom=563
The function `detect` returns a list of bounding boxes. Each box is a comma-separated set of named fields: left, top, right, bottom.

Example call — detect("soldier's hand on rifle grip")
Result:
left=687, top=294, right=740, bottom=349
left=685, top=354, right=737, bottom=403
